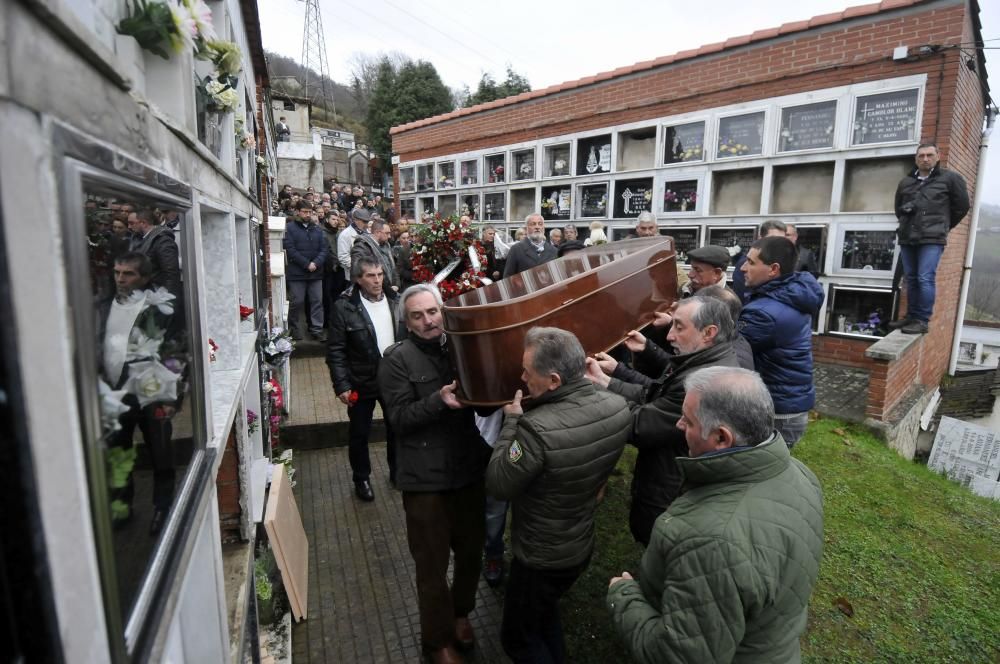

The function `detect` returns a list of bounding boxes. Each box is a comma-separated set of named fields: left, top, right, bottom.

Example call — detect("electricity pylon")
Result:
left=299, top=0, right=335, bottom=117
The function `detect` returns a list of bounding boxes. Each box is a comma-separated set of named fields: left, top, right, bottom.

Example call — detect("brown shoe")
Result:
left=454, top=617, right=475, bottom=651
left=426, top=644, right=463, bottom=664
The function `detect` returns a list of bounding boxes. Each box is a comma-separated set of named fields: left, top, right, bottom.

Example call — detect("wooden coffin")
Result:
left=443, top=237, right=677, bottom=405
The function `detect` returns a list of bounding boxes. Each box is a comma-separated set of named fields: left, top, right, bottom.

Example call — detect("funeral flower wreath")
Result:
left=410, top=213, right=490, bottom=301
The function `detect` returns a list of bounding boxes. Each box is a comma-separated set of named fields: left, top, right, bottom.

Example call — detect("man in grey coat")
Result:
left=488, top=327, right=630, bottom=663
left=503, top=213, right=557, bottom=278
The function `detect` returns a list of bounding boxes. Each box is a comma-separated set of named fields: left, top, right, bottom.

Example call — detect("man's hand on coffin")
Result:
left=504, top=389, right=524, bottom=416
left=651, top=311, right=674, bottom=328
left=440, top=381, right=463, bottom=409
left=623, top=330, right=647, bottom=353
left=584, top=357, right=612, bottom=388
left=594, top=351, right=618, bottom=375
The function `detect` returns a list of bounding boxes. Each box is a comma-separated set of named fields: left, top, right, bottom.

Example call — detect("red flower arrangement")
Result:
left=239, top=304, right=255, bottom=320
left=410, top=213, right=490, bottom=301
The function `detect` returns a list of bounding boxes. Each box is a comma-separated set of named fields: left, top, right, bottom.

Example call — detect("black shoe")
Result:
left=887, top=318, right=912, bottom=330
left=312, top=331, right=327, bottom=342
left=354, top=480, right=375, bottom=502
left=901, top=320, right=929, bottom=334
left=149, top=508, right=168, bottom=536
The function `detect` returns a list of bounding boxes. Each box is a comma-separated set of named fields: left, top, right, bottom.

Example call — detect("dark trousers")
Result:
left=288, top=279, right=324, bottom=337
left=403, top=481, right=486, bottom=650
left=322, top=268, right=346, bottom=328
left=501, top=556, right=589, bottom=664
left=347, top=396, right=395, bottom=483
left=112, top=400, right=176, bottom=510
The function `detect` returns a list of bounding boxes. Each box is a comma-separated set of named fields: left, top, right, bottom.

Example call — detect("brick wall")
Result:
left=813, top=335, right=877, bottom=369
left=217, top=427, right=242, bottom=543
left=392, top=3, right=972, bottom=161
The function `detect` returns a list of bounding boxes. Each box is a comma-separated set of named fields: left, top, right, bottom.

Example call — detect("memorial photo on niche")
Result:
left=399, top=167, right=415, bottom=192
left=852, top=88, right=919, bottom=145
left=717, top=112, right=765, bottom=158
left=512, top=149, right=535, bottom=180
left=613, top=178, right=654, bottom=218
left=484, top=192, right=506, bottom=221
left=840, top=230, right=897, bottom=271
left=663, top=180, right=698, bottom=213
left=460, top=159, right=478, bottom=186
left=779, top=100, right=837, bottom=152
left=663, top=121, right=705, bottom=164
left=579, top=183, right=609, bottom=218
left=545, top=143, right=571, bottom=177
left=541, top=186, right=571, bottom=220
left=485, top=153, right=505, bottom=183
left=577, top=134, right=612, bottom=175
left=666, top=227, right=700, bottom=263
left=708, top=226, right=756, bottom=253
left=437, top=161, right=455, bottom=188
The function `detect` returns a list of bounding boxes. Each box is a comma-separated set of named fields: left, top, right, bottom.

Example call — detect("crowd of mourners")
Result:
left=278, top=143, right=968, bottom=664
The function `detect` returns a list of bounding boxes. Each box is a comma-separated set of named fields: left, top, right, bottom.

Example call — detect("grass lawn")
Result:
left=559, top=416, right=1000, bottom=663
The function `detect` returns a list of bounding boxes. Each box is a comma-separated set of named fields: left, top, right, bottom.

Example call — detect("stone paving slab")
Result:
left=291, top=443, right=506, bottom=663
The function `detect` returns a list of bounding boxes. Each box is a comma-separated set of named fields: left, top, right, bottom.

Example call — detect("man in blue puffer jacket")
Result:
left=739, top=236, right=824, bottom=447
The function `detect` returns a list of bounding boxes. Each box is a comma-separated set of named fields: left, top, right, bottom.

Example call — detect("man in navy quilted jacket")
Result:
left=738, top=236, right=824, bottom=447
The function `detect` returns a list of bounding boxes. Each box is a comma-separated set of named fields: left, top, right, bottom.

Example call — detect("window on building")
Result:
left=543, top=144, right=571, bottom=178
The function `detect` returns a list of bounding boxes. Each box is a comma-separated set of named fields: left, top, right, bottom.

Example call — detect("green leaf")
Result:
left=107, top=446, right=138, bottom=489
left=110, top=499, right=131, bottom=521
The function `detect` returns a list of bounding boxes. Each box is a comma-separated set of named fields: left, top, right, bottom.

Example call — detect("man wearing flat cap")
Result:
left=681, top=245, right=730, bottom=298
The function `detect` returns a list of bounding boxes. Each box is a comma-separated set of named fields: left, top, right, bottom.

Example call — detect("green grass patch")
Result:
left=559, top=416, right=1000, bottom=663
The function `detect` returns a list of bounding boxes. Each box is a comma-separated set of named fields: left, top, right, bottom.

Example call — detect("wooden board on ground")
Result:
left=264, top=466, right=309, bottom=621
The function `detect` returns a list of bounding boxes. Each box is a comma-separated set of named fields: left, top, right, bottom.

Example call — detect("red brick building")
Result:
left=390, top=0, right=990, bottom=452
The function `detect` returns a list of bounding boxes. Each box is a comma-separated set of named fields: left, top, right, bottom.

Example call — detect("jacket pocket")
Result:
left=408, top=371, right=440, bottom=399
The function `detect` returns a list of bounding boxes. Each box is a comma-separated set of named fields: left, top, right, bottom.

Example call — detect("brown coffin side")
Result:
left=443, top=239, right=677, bottom=405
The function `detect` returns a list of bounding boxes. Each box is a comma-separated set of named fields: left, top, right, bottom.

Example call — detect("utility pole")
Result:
left=299, top=0, right=335, bottom=120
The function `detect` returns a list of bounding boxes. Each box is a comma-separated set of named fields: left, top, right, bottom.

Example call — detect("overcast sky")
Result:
left=260, top=0, right=998, bottom=203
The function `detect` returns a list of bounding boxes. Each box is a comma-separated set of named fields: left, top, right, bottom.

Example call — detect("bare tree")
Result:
left=349, top=51, right=409, bottom=117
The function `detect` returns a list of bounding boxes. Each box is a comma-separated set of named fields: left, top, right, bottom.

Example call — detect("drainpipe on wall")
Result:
left=949, top=107, right=998, bottom=375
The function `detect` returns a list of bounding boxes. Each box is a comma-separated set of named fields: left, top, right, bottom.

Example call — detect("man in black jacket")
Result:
left=327, top=257, right=401, bottom=500
left=127, top=208, right=181, bottom=297
left=503, top=214, right=556, bottom=278
left=377, top=284, right=491, bottom=664
left=585, top=296, right=740, bottom=545
left=487, top=327, right=629, bottom=662
left=891, top=142, right=970, bottom=334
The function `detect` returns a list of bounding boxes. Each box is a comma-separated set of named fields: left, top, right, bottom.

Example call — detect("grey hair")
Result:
left=401, top=283, right=443, bottom=310
left=525, top=213, right=544, bottom=224
left=636, top=211, right=656, bottom=224
left=694, top=286, right=742, bottom=335
left=371, top=219, right=387, bottom=232
left=524, top=326, right=586, bottom=383
left=683, top=367, right=774, bottom=446
left=679, top=296, right=736, bottom=344
left=350, top=256, right=382, bottom=281
left=759, top=219, right=787, bottom=236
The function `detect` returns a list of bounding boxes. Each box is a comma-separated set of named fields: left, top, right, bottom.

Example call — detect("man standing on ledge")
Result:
left=377, top=284, right=490, bottom=664
left=607, top=367, right=823, bottom=664
left=890, top=142, right=969, bottom=335
left=504, top=213, right=556, bottom=278
left=487, top=327, right=630, bottom=662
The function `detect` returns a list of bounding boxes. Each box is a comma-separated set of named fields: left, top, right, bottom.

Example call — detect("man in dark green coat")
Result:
left=607, top=367, right=823, bottom=663
left=487, top=327, right=630, bottom=663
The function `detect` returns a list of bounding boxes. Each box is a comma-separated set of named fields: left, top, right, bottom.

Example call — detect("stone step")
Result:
left=279, top=420, right=386, bottom=450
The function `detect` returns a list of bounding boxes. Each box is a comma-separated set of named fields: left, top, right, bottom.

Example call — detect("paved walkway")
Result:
left=290, top=443, right=506, bottom=663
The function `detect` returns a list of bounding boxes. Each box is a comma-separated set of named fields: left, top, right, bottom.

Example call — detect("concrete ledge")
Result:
left=864, top=384, right=936, bottom=459
left=864, top=330, right=922, bottom=362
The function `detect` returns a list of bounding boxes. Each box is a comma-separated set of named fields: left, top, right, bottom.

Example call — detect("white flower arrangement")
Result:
left=204, top=79, right=239, bottom=112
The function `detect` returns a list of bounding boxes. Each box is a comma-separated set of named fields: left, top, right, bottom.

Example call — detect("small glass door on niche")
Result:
left=58, top=131, right=207, bottom=647
left=543, top=144, right=571, bottom=177
left=460, top=159, right=478, bottom=186
left=485, top=153, right=506, bottom=183
left=484, top=192, right=506, bottom=221
left=512, top=148, right=536, bottom=181
left=577, top=134, right=612, bottom=175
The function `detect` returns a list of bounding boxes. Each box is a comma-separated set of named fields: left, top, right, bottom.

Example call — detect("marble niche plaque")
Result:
left=613, top=178, right=653, bottom=218
left=717, top=112, right=765, bottom=158
left=577, top=134, right=612, bottom=175
left=779, top=101, right=836, bottom=152
left=663, top=121, right=705, bottom=164
left=929, top=416, right=1000, bottom=500
left=579, top=183, right=609, bottom=218
left=852, top=89, right=919, bottom=145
